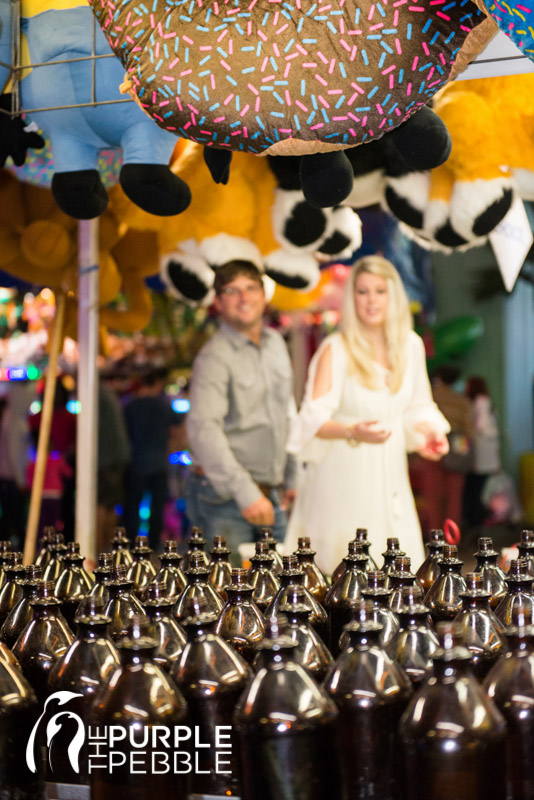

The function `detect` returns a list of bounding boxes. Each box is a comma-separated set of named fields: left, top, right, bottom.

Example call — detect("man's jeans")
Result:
left=186, top=471, right=287, bottom=564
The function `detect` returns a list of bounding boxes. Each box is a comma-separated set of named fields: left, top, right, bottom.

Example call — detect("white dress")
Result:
left=285, top=331, right=450, bottom=575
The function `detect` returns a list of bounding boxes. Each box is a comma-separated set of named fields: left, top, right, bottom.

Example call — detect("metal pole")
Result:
left=76, top=218, right=99, bottom=564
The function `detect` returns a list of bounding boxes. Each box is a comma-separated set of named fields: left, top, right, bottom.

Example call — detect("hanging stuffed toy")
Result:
left=91, top=0, right=491, bottom=209
left=0, top=0, right=192, bottom=219
left=346, top=74, right=534, bottom=251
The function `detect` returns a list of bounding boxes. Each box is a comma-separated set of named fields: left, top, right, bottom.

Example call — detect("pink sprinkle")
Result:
left=255, top=97, right=261, bottom=112
left=436, top=10, right=451, bottom=19
left=393, top=8, right=399, bottom=24
left=284, top=62, right=291, bottom=78
left=211, top=74, right=216, bottom=89
left=389, top=74, right=394, bottom=89
left=368, top=4, right=375, bottom=20
left=339, top=19, right=345, bottom=33
left=162, top=75, right=175, bottom=81
left=152, top=92, right=157, bottom=104
left=217, top=29, right=228, bottom=41
left=406, top=82, right=412, bottom=96
left=395, top=37, right=402, bottom=54
left=370, top=22, right=384, bottom=29
left=296, top=0, right=301, bottom=7
left=273, top=43, right=281, bottom=57
left=183, top=35, right=194, bottom=44
left=214, top=116, right=226, bottom=123
left=348, top=92, right=359, bottom=104
left=362, top=115, right=367, bottom=126
left=347, top=28, right=363, bottom=34
left=220, top=59, right=232, bottom=71
left=348, top=112, right=360, bottom=122
left=382, top=64, right=396, bottom=74
left=273, top=10, right=279, bottom=24
left=276, top=24, right=289, bottom=34
left=517, top=3, right=531, bottom=9
left=422, top=42, right=430, bottom=56
left=184, top=121, right=191, bottom=129
left=460, top=24, right=472, bottom=31
left=302, top=62, right=318, bottom=67
left=376, top=103, right=384, bottom=115
left=157, top=22, right=163, bottom=36
left=223, top=93, right=234, bottom=105
left=279, top=128, right=293, bottom=133
left=328, top=59, right=336, bottom=74
left=296, top=44, right=308, bottom=55
left=349, top=128, right=357, bottom=136
left=261, top=56, right=269, bottom=72
left=315, top=73, right=328, bottom=86
left=317, top=51, right=328, bottom=64
left=231, top=131, right=242, bottom=136
left=180, top=69, right=193, bottom=76
left=350, top=81, right=365, bottom=94
left=318, top=3, right=332, bottom=10
left=412, top=56, right=418, bottom=71
left=285, top=90, right=292, bottom=105
left=439, top=52, right=446, bottom=65
left=328, top=88, right=342, bottom=94
left=395, top=107, right=401, bottom=116
left=258, top=30, right=268, bottom=41
left=243, top=127, right=248, bottom=138
left=149, top=13, right=155, bottom=27
left=247, top=20, right=252, bottom=34
left=200, top=130, right=212, bottom=134
left=132, top=17, right=143, bottom=26
left=408, top=5, right=424, bottom=10
left=248, top=82, right=259, bottom=95
left=214, top=1, right=219, bottom=12
left=153, top=115, right=164, bottom=122
left=318, top=95, right=330, bottom=108
left=340, top=39, right=351, bottom=52
left=333, top=115, right=348, bottom=121
left=159, top=100, right=170, bottom=107
left=393, top=0, right=407, bottom=5
left=248, top=0, right=258, bottom=8
left=295, top=100, right=308, bottom=111
left=379, top=119, right=387, bottom=129
left=240, top=104, right=250, bottom=116
left=164, top=32, right=176, bottom=38
left=191, top=114, right=197, bottom=125
left=310, top=123, right=324, bottom=129
left=199, top=45, right=212, bottom=51
left=187, top=104, right=199, bottom=113
left=262, top=74, right=275, bottom=82
left=125, top=11, right=131, bottom=24
left=350, top=46, right=357, bottom=61
left=229, top=38, right=233, bottom=55
left=155, top=43, right=160, bottom=58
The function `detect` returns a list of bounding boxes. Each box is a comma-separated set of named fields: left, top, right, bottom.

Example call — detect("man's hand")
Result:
left=242, top=495, right=275, bottom=526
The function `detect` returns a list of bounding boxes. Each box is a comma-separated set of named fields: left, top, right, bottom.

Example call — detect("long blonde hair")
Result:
left=340, top=255, right=412, bottom=393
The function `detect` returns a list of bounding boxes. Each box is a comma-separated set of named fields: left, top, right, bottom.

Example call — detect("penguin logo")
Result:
left=26, top=691, right=85, bottom=774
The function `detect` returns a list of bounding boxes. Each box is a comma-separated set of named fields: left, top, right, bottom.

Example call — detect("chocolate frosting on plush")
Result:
left=92, top=0, right=484, bottom=156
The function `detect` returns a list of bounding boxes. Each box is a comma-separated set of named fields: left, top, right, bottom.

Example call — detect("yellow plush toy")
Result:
left=110, top=141, right=362, bottom=305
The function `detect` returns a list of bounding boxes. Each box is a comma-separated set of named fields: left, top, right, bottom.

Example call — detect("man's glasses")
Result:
left=219, top=284, right=263, bottom=298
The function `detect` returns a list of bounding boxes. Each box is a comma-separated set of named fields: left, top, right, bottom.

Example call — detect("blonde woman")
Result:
left=285, top=255, right=450, bottom=574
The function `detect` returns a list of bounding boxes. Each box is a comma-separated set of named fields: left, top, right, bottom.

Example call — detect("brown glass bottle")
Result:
left=381, top=537, right=407, bottom=586
left=454, top=572, right=507, bottom=681
left=90, top=618, right=188, bottom=800
left=110, top=527, right=134, bottom=568
left=215, top=567, right=265, bottom=663
left=388, top=585, right=439, bottom=687
left=47, top=596, right=120, bottom=784
left=126, top=536, right=158, bottom=598
left=180, top=526, right=209, bottom=572
left=331, top=532, right=371, bottom=585
left=171, top=610, right=251, bottom=797
left=0, top=565, right=43, bottom=648
left=360, top=569, right=399, bottom=646
left=88, top=552, right=115, bottom=605
left=399, top=623, right=507, bottom=800
left=389, top=556, right=419, bottom=614
left=425, top=544, right=467, bottom=622
left=0, top=551, right=24, bottom=628
left=55, top=542, right=94, bottom=629
left=416, top=529, right=445, bottom=594
left=143, top=582, right=187, bottom=671
left=517, top=529, right=534, bottom=577
left=149, top=539, right=187, bottom=600
left=258, top=527, right=284, bottom=576
left=0, top=658, right=45, bottom=799
left=234, top=622, right=341, bottom=800
left=276, top=585, right=333, bottom=682
left=209, top=535, right=233, bottom=600
left=103, top=564, right=148, bottom=642
left=473, top=537, right=508, bottom=609
left=495, top=558, right=534, bottom=626
left=324, top=609, right=412, bottom=800
left=0, top=539, right=12, bottom=591
left=12, top=580, right=74, bottom=706
left=294, top=537, right=329, bottom=604
left=42, top=531, right=67, bottom=584
left=0, top=636, right=21, bottom=670
left=355, top=528, right=380, bottom=571
left=34, top=525, right=55, bottom=569
left=264, top=554, right=329, bottom=644
left=247, top=541, right=280, bottom=613
left=173, top=551, right=224, bottom=620
left=485, top=606, right=534, bottom=800
left=324, top=543, right=368, bottom=655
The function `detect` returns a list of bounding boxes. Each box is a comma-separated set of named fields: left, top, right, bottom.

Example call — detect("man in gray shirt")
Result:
left=186, top=259, right=296, bottom=559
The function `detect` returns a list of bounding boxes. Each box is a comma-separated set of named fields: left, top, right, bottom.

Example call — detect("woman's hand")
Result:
left=415, top=423, right=450, bottom=461
left=348, top=420, right=392, bottom=444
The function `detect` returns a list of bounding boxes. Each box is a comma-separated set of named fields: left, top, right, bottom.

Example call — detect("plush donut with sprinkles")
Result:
left=91, top=0, right=488, bottom=207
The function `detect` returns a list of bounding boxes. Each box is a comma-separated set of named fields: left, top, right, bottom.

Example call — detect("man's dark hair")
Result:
left=430, top=365, right=461, bottom=386
left=213, top=260, right=263, bottom=295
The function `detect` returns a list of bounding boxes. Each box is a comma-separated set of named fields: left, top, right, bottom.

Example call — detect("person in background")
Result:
left=417, top=365, right=474, bottom=533
left=97, top=375, right=131, bottom=553
left=0, top=382, right=35, bottom=548
left=284, top=255, right=450, bottom=575
left=26, top=440, right=73, bottom=533
left=186, top=260, right=296, bottom=562
left=123, top=368, right=181, bottom=550
left=463, top=375, right=501, bottom=528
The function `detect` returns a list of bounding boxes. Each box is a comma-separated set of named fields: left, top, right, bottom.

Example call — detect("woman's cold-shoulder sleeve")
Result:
left=287, top=334, right=347, bottom=461
left=403, top=332, right=451, bottom=451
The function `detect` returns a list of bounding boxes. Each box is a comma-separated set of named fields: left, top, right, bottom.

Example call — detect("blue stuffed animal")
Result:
left=0, top=0, right=191, bottom=219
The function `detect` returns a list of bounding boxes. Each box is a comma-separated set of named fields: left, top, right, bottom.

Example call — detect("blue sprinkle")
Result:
left=285, top=38, right=295, bottom=52
left=301, top=79, right=306, bottom=96
left=445, top=31, right=455, bottom=43
left=306, top=3, right=317, bottom=16
left=271, top=111, right=285, bottom=118
left=206, top=8, right=211, bottom=21
left=382, top=28, right=397, bottom=34
left=355, top=7, right=360, bottom=22
left=164, top=43, right=169, bottom=59
left=407, top=23, right=412, bottom=40
left=343, top=133, right=348, bottom=142
left=380, top=41, right=393, bottom=54
left=134, top=28, right=146, bottom=38
left=217, top=47, right=228, bottom=58
left=307, top=111, right=316, bottom=124
left=226, top=75, right=238, bottom=86
left=242, top=66, right=255, bottom=73
left=361, top=49, right=369, bottom=65
left=325, top=133, right=340, bottom=139
left=302, top=38, right=317, bottom=43
left=419, top=81, right=426, bottom=94
left=260, top=85, right=274, bottom=91
left=321, top=108, right=329, bottom=123
left=252, top=131, right=262, bottom=139
left=339, top=62, right=347, bottom=79
left=235, top=95, right=240, bottom=111
left=357, top=76, right=372, bottom=81
left=179, top=14, right=192, bottom=21
left=398, top=68, right=404, bottom=84
left=203, top=88, right=209, bottom=102
left=335, top=94, right=345, bottom=108
left=355, top=106, right=371, bottom=111
left=262, top=11, right=269, bottom=25
left=189, top=82, right=200, bottom=92
left=196, top=25, right=209, bottom=31
left=273, top=130, right=280, bottom=141
left=311, top=94, right=318, bottom=110
left=368, top=86, right=378, bottom=99
left=273, top=92, right=284, bottom=104
left=270, top=56, right=279, bottom=71
left=382, top=92, right=391, bottom=106
left=209, top=102, right=220, bottom=111
left=314, top=15, right=328, bottom=20
left=230, top=120, right=241, bottom=127
left=214, top=23, right=227, bottom=30
left=185, top=47, right=189, bottom=63
left=164, top=110, right=173, bottom=118
left=147, top=74, right=156, bottom=83
left=177, top=79, right=181, bottom=94
left=297, top=17, right=304, bottom=32
left=224, top=136, right=231, bottom=143
left=377, top=2, right=386, bottom=17
left=367, top=34, right=382, bottom=40
left=281, top=9, right=292, bottom=19
left=423, top=19, right=432, bottom=33
left=235, top=24, right=244, bottom=34
left=378, top=53, right=386, bottom=68
left=389, top=102, right=398, bottom=114
left=327, top=20, right=337, bottom=33
left=256, top=41, right=262, bottom=56
left=256, top=115, right=265, bottom=130
left=241, top=46, right=255, bottom=51
left=293, top=113, right=301, bottom=130
left=199, top=55, right=211, bottom=66
left=274, top=80, right=289, bottom=85
left=430, top=31, right=440, bottom=45
left=419, top=62, right=432, bottom=72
